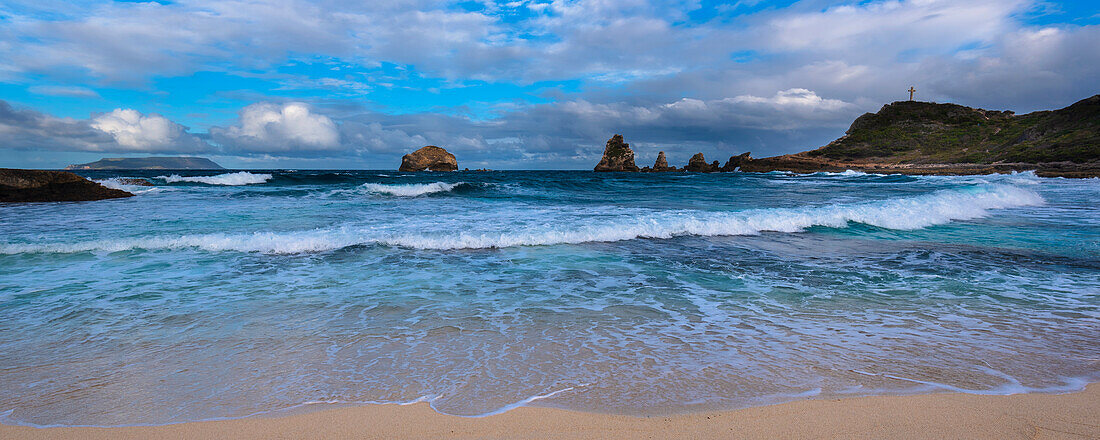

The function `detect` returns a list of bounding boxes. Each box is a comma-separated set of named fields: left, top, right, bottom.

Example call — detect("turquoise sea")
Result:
left=0, top=170, right=1097, bottom=426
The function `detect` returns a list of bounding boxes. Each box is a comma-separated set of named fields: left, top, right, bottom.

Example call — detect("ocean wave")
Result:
left=157, top=172, right=273, bottom=186
left=360, top=182, right=465, bottom=196
left=0, top=184, right=1043, bottom=254
left=94, top=178, right=161, bottom=193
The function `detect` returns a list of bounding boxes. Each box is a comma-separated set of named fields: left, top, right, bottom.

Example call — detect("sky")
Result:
left=0, top=0, right=1097, bottom=170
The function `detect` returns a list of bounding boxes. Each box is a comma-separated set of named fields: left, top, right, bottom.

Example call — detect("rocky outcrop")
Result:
left=594, top=134, right=640, bottom=172
left=649, top=151, right=677, bottom=171
left=0, top=169, right=134, bottom=202
left=116, top=178, right=153, bottom=186
left=684, top=153, right=719, bottom=172
left=400, top=146, right=458, bottom=172
left=721, top=152, right=752, bottom=172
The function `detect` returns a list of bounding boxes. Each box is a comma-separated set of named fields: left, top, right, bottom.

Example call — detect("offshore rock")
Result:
left=594, top=134, right=640, bottom=172
left=684, top=153, right=719, bottom=172
left=116, top=178, right=154, bottom=186
left=721, top=152, right=752, bottom=172
left=0, top=169, right=134, bottom=202
left=650, top=151, right=677, bottom=171
left=400, top=146, right=458, bottom=172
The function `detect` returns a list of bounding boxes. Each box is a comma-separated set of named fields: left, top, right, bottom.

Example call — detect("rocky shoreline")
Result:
left=593, top=94, right=1100, bottom=178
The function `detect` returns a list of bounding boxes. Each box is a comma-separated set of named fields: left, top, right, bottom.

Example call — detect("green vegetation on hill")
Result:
left=806, top=95, right=1100, bottom=164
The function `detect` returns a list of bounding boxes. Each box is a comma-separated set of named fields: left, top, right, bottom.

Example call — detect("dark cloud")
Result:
left=0, top=101, right=209, bottom=153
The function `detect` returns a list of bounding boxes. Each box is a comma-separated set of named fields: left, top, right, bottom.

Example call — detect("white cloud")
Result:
left=213, top=102, right=341, bottom=152
left=762, top=0, right=1025, bottom=54
left=91, top=109, right=204, bottom=151
left=28, top=85, right=100, bottom=98
left=0, top=100, right=208, bottom=153
left=729, top=88, right=852, bottom=111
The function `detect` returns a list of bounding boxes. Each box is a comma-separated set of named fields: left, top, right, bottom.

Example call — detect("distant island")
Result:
left=65, top=157, right=224, bottom=170
left=595, top=94, right=1100, bottom=177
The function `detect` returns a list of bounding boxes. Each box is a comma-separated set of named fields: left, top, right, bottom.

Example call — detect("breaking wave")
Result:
left=157, top=172, right=272, bottom=186
left=94, top=178, right=160, bottom=193
left=360, top=182, right=465, bottom=196
left=0, top=184, right=1042, bottom=254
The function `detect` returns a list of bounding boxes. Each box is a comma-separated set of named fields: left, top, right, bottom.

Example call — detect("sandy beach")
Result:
left=3, top=384, right=1097, bottom=439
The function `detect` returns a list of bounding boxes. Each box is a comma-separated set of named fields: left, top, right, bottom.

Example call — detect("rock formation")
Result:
left=684, top=153, right=719, bottom=172
left=721, top=153, right=752, bottom=172
left=399, top=146, right=458, bottom=172
left=594, top=134, right=640, bottom=172
left=116, top=178, right=154, bottom=186
left=650, top=151, right=677, bottom=171
left=0, top=169, right=134, bottom=202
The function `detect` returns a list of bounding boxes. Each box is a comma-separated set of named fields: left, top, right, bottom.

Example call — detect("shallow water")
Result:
left=0, top=170, right=1097, bottom=426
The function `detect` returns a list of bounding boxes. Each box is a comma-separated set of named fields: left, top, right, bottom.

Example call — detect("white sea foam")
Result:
left=94, top=178, right=161, bottom=193
left=0, top=184, right=1043, bottom=254
left=361, top=182, right=463, bottom=196
left=157, top=172, right=272, bottom=185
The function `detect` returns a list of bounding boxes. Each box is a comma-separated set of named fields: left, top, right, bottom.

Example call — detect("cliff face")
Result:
left=0, top=169, right=134, bottom=202
left=66, top=157, right=224, bottom=170
left=400, top=146, right=458, bottom=171
left=594, top=134, right=640, bottom=172
left=740, top=95, right=1100, bottom=177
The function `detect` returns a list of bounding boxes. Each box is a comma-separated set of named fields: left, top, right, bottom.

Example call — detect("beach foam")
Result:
left=157, top=172, right=272, bottom=185
left=0, top=184, right=1043, bottom=254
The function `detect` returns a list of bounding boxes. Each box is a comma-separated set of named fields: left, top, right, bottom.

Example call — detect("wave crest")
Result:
left=361, top=182, right=464, bottom=196
left=157, top=172, right=272, bottom=186
left=0, top=184, right=1043, bottom=254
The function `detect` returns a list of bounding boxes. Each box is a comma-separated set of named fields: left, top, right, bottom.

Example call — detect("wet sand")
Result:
left=3, top=384, right=1098, bottom=439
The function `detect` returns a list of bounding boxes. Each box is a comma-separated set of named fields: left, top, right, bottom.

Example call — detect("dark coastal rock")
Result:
left=0, top=169, right=134, bottom=202
left=116, top=178, right=153, bottom=186
left=66, top=157, right=223, bottom=170
left=400, top=146, right=458, bottom=172
left=721, top=153, right=752, bottom=172
left=594, top=134, right=640, bottom=172
left=684, top=153, right=719, bottom=172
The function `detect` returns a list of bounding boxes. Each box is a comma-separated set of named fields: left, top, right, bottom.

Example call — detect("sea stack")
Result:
left=721, top=152, right=752, bottom=172
left=650, top=151, right=677, bottom=171
left=399, top=146, right=458, bottom=172
left=684, top=153, right=719, bottom=172
left=0, top=169, right=134, bottom=202
left=594, top=134, right=640, bottom=172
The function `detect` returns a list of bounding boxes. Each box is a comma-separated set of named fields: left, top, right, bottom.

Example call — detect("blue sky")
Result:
left=0, top=0, right=1097, bottom=169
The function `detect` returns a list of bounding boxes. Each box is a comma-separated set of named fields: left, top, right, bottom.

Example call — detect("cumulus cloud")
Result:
left=0, top=100, right=207, bottom=153
left=0, top=100, right=115, bottom=152
left=91, top=109, right=209, bottom=151
left=211, top=102, right=341, bottom=152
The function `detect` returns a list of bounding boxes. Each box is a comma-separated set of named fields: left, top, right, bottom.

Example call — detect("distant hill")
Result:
left=65, top=157, right=224, bottom=170
left=739, top=95, right=1100, bottom=177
